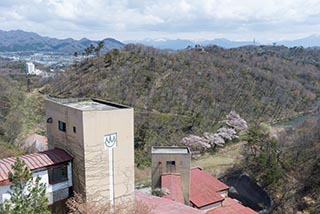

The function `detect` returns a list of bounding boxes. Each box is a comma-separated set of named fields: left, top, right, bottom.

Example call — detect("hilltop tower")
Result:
left=46, top=98, right=134, bottom=206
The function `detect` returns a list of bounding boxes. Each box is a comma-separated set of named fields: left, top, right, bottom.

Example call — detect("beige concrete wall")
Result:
left=46, top=99, right=135, bottom=207
left=46, top=100, right=86, bottom=197
left=151, top=152, right=190, bottom=205
left=82, top=108, right=134, bottom=205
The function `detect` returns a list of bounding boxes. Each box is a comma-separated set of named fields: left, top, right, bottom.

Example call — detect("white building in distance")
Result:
left=25, top=62, right=35, bottom=74
left=25, top=62, right=44, bottom=76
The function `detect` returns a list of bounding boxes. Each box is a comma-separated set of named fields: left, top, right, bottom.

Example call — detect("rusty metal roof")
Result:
left=190, top=167, right=228, bottom=208
left=0, top=148, right=72, bottom=183
left=135, top=191, right=205, bottom=214
left=161, top=174, right=184, bottom=204
left=207, top=197, right=257, bottom=214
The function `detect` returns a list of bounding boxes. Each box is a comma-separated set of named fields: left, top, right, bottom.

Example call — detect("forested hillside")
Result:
left=1, top=44, right=320, bottom=213
left=42, top=44, right=320, bottom=164
left=0, top=75, right=45, bottom=158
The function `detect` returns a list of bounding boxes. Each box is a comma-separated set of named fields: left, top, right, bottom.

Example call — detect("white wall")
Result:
left=0, top=162, right=72, bottom=204
left=0, top=184, right=11, bottom=203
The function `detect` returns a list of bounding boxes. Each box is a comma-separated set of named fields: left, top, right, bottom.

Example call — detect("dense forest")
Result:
left=0, top=44, right=319, bottom=213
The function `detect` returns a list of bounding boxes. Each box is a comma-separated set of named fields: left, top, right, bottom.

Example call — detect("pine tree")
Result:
left=0, top=158, right=50, bottom=214
left=95, top=41, right=104, bottom=56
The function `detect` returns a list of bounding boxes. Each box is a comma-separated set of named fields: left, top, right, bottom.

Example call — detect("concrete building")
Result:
left=25, top=62, right=35, bottom=74
left=46, top=98, right=135, bottom=206
left=25, top=62, right=45, bottom=76
left=151, top=146, right=191, bottom=205
left=150, top=146, right=256, bottom=214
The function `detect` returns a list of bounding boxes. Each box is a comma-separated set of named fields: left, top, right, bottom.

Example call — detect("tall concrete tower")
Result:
left=46, top=98, right=134, bottom=206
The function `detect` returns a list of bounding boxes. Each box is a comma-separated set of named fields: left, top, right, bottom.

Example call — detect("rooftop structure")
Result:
left=151, top=146, right=191, bottom=205
left=152, top=147, right=190, bottom=154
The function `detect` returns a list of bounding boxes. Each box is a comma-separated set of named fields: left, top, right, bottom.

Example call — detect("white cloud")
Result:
left=0, top=0, right=319, bottom=41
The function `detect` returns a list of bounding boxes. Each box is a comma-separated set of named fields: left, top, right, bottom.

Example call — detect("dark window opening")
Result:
left=166, top=161, right=176, bottom=173
left=73, top=126, right=76, bottom=133
left=58, top=121, right=66, bottom=132
left=48, top=164, right=68, bottom=184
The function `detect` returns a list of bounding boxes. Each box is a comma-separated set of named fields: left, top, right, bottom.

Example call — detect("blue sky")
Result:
left=1, top=0, right=320, bottom=42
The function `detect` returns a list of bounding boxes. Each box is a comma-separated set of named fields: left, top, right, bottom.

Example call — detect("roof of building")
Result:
left=135, top=191, right=205, bottom=214
left=65, top=101, right=119, bottom=111
left=207, top=198, right=257, bottom=214
left=190, top=167, right=229, bottom=208
left=152, top=146, right=190, bottom=154
left=47, top=97, right=130, bottom=111
left=161, top=174, right=184, bottom=204
left=0, top=148, right=72, bottom=184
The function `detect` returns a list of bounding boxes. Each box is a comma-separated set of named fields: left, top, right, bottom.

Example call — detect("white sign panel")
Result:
left=104, top=133, right=117, bottom=149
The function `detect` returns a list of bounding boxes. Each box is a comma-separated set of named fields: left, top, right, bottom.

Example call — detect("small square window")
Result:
left=73, top=126, right=76, bottom=133
left=58, top=121, right=66, bottom=132
left=166, top=161, right=176, bottom=173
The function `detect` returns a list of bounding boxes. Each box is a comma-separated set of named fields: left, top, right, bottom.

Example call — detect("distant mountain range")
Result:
left=127, top=35, right=320, bottom=50
left=126, top=38, right=258, bottom=50
left=0, top=30, right=124, bottom=53
left=1, top=29, right=320, bottom=52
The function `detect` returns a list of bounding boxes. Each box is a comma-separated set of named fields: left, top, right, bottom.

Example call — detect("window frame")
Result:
left=166, top=160, right=176, bottom=173
left=58, top=120, right=66, bottom=132
left=48, top=164, right=68, bottom=185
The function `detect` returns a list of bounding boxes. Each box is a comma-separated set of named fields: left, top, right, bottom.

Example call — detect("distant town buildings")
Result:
left=24, top=62, right=54, bottom=77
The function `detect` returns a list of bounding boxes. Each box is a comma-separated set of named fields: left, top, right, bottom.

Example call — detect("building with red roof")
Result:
left=151, top=146, right=257, bottom=214
left=0, top=148, right=73, bottom=205
left=190, top=167, right=229, bottom=210
left=135, top=191, right=205, bottom=214
left=161, top=173, right=184, bottom=204
left=207, top=197, right=257, bottom=214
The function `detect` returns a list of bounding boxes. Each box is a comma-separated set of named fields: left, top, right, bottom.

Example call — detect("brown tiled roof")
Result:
left=135, top=191, right=205, bottom=214
left=190, top=167, right=228, bottom=208
left=207, top=197, right=257, bottom=214
left=161, top=174, right=184, bottom=204
left=0, top=148, right=72, bottom=183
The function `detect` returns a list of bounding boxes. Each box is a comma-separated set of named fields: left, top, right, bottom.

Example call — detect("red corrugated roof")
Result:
left=207, top=197, right=257, bottom=214
left=161, top=174, right=184, bottom=204
left=190, top=167, right=228, bottom=208
left=135, top=191, right=205, bottom=214
left=0, top=148, right=72, bottom=183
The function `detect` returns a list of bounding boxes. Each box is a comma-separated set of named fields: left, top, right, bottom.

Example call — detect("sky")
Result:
left=0, top=0, right=320, bottom=42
